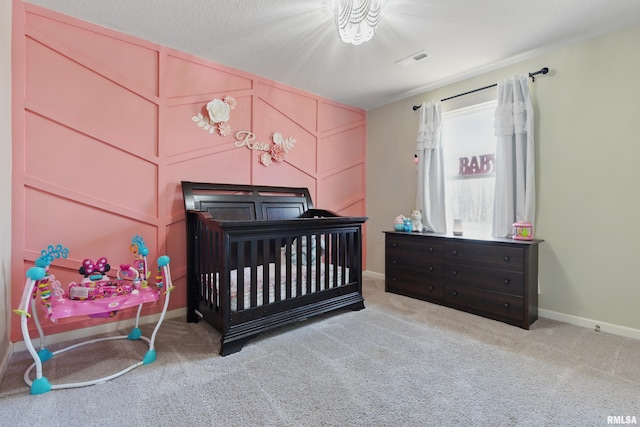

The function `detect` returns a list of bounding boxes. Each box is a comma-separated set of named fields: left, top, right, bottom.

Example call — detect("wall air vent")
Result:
left=396, top=50, right=429, bottom=67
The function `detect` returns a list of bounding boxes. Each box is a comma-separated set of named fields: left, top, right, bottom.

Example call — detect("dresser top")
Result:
left=383, top=230, right=543, bottom=245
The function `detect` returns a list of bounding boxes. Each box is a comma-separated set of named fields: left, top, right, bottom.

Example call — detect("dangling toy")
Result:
left=32, top=244, right=68, bottom=318
left=130, top=235, right=150, bottom=287
left=37, top=281, right=52, bottom=313
left=155, top=266, right=164, bottom=289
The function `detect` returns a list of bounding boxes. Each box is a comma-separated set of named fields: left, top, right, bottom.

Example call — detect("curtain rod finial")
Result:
left=529, top=67, right=549, bottom=82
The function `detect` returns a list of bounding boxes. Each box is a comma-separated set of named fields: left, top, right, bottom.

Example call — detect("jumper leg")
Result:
left=30, top=298, right=54, bottom=362
left=144, top=259, right=173, bottom=364
left=18, top=269, right=52, bottom=394
left=21, top=309, right=51, bottom=394
left=127, top=304, right=144, bottom=340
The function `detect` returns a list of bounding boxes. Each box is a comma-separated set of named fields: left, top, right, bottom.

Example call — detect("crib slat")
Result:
left=202, top=222, right=211, bottom=308
left=345, top=231, right=354, bottom=284
left=262, top=239, right=270, bottom=306
left=315, top=233, right=322, bottom=291
left=335, top=232, right=339, bottom=287
left=285, top=237, right=293, bottom=299
left=199, top=219, right=209, bottom=308
left=324, top=234, right=330, bottom=290
left=275, top=237, right=282, bottom=302
left=209, top=228, right=216, bottom=309
left=304, top=234, right=311, bottom=294
left=195, top=219, right=203, bottom=305
left=236, top=241, right=244, bottom=311
left=214, top=230, right=222, bottom=310
left=295, top=236, right=303, bottom=297
left=249, top=239, right=258, bottom=308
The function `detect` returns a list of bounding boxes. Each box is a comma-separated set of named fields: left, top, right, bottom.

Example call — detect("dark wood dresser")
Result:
left=384, top=231, right=542, bottom=329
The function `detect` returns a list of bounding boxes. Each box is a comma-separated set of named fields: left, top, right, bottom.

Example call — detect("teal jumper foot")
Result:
left=37, top=348, right=54, bottom=362
left=143, top=349, right=156, bottom=364
left=128, top=327, right=142, bottom=340
left=31, top=377, right=52, bottom=394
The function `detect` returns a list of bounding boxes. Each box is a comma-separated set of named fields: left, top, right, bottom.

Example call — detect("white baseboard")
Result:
left=365, top=271, right=640, bottom=341
left=10, top=308, right=185, bottom=354
left=363, top=270, right=384, bottom=280
left=0, top=342, right=11, bottom=385
left=538, top=308, right=640, bottom=341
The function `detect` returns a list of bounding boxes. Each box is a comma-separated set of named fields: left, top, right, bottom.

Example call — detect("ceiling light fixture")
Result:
left=332, top=0, right=382, bottom=46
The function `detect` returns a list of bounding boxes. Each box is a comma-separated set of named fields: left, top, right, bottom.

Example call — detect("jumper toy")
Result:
left=13, top=235, right=174, bottom=395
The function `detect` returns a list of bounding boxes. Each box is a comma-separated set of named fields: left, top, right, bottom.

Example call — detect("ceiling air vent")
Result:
left=396, top=50, right=429, bottom=67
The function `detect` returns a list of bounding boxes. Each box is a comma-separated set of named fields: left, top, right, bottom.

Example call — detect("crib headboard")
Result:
left=181, top=181, right=314, bottom=221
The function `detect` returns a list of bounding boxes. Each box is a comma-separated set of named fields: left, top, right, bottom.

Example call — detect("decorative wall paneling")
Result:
left=11, top=2, right=366, bottom=341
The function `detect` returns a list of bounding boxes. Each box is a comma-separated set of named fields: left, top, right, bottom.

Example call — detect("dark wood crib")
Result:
left=181, top=181, right=368, bottom=356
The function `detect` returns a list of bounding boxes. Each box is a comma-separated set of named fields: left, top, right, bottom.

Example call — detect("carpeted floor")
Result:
left=1, top=274, right=638, bottom=426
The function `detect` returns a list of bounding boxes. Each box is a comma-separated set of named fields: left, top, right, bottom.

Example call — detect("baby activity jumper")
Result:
left=14, top=235, right=174, bottom=394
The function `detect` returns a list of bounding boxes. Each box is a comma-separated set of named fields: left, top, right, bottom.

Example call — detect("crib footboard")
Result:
left=185, top=211, right=367, bottom=355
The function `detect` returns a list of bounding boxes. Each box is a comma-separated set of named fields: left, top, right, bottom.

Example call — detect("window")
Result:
left=441, top=100, right=497, bottom=237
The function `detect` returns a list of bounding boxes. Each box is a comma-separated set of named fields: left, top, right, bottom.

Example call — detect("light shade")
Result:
left=333, top=0, right=381, bottom=45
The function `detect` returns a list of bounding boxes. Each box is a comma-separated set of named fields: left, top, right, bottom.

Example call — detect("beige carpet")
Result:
left=1, top=274, right=639, bottom=426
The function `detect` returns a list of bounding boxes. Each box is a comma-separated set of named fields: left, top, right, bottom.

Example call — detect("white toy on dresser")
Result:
left=410, top=209, right=424, bottom=232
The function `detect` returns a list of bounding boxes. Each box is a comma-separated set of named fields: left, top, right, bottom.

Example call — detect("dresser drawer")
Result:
left=386, top=234, right=443, bottom=261
left=443, top=264, right=524, bottom=296
left=386, top=274, right=443, bottom=301
left=444, top=241, right=524, bottom=270
left=387, top=257, right=442, bottom=279
left=443, top=283, right=524, bottom=321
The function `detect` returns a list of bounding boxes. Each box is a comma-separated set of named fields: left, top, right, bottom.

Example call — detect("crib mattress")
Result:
left=213, top=263, right=349, bottom=312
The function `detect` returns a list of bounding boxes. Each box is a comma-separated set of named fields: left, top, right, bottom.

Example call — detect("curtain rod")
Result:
left=412, top=67, right=549, bottom=111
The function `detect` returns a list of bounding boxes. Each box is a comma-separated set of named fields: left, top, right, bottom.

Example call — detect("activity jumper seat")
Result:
left=14, top=235, right=174, bottom=394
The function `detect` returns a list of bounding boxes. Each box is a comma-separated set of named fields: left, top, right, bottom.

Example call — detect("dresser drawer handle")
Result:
left=504, top=256, right=510, bottom=262
left=392, top=243, right=397, bottom=247
left=428, top=286, right=434, bottom=291
left=452, top=291, right=458, bottom=296
left=504, top=279, right=510, bottom=285
left=451, top=270, right=457, bottom=276
left=504, top=302, right=510, bottom=308
left=428, top=247, right=434, bottom=252
left=392, top=260, right=397, bottom=265
left=392, top=277, right=397, bottom=281
left=452, top=250, right=458, bottom=256
left=428, top=266, right=434, bottom=272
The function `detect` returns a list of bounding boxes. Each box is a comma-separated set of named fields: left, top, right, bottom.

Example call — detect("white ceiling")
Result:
left=25, top=0, right=640, bottom=110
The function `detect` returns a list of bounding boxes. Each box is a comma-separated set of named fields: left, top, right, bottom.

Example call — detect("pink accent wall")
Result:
left=11, top=1, right=367, bottom=341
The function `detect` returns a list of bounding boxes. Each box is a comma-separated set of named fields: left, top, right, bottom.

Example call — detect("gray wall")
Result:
left=367, top=25, right=640, bottom=333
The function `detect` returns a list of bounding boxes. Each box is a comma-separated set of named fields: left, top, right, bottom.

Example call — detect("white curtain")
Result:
left=416, top=101, right=446, bottom=233
left=492, top=76, right=536, bottom=237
